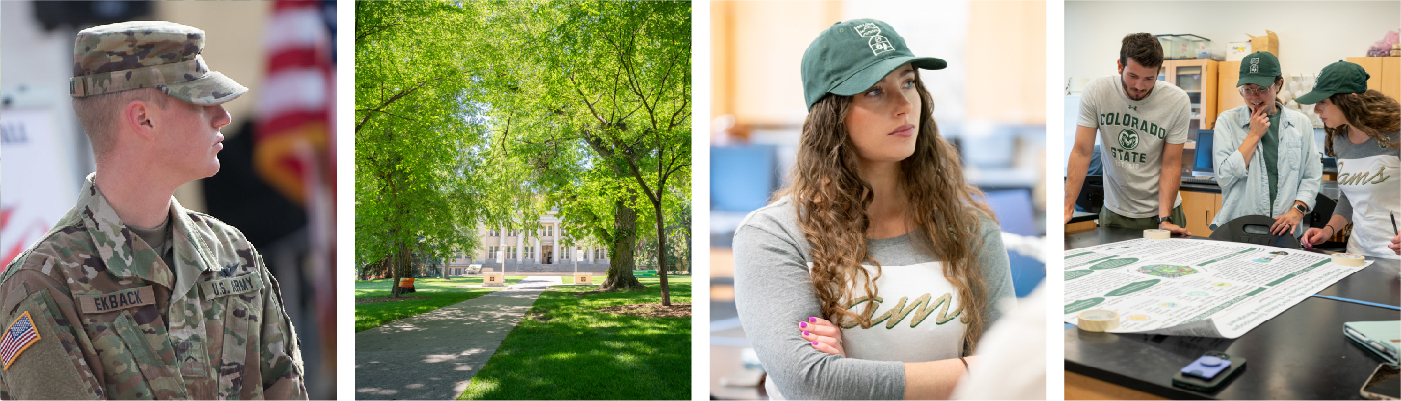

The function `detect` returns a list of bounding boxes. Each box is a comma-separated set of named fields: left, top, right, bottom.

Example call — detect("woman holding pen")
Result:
left=1296, top=61, right=1401, bottom=258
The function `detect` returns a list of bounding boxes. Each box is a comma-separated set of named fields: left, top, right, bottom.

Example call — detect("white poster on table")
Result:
left=1, top=107, right=78, bottom=271
left=1064, top=238, right=1371, bottom=338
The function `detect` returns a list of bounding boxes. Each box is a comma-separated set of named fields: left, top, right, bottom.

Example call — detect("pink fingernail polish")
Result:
left=809, top=317, right=817, bottom=323
left=812, top=341, right=819, bottom=345
left=804, top=331, right=810, bottom=336
left=800, top=321, right=807, bottom=328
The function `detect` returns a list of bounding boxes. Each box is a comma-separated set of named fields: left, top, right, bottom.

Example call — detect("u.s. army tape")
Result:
left=1144, top=229, right=1171, bottom=239
left=1331, top=253, right=1365, bottom=267
left=1077, top=309, right=1120, bottom=332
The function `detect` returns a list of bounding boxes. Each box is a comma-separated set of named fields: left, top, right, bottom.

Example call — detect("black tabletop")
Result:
left=1179, top=182, right=1221, bottom=194
left=1065, top=226, right=1401, bottom=399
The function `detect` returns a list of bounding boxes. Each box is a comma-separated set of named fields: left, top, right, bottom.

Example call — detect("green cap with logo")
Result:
left=800, top=19, right=945, bottom=110
left=1294, top=60, right=1370, bottom=104
left=1237, top=51, right=1281, bottom=89
left=70, top=21, right=247, bottom=105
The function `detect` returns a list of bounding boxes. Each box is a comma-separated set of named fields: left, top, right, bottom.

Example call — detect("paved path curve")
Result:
left=355, top=276, right=562, bottom=399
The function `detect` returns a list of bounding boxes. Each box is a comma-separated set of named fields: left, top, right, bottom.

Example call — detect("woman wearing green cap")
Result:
left=1210, top=51, right=1322, bottom=237
left=732, top=19, right=1014, bottom=399
left=1296, top=60, right=1401, bottom=258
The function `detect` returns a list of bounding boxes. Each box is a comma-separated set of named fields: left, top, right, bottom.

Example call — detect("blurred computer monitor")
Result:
left=1192, top=129, right=1214, bottom=177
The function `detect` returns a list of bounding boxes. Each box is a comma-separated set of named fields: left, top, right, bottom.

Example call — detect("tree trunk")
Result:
left=443, top=256, right=450, bottom=280
left=653, top=202, right=671, bottom=306
left=390, top=241, right=403, bottom=298
left=391, top=241, right=413, bottom=297
left=600, top=199, right=644, bottom=291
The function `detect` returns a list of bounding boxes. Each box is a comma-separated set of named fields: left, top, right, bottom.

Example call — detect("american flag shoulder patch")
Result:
left=1, top=312, right=42, bottom=370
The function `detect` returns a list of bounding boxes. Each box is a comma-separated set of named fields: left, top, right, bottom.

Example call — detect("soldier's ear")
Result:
left=124, top=98, right=157, bottom=141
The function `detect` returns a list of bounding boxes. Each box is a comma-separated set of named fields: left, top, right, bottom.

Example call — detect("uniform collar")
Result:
left=167, top=194, right=221, bottom=301
left=76, top=173, right=219, bottom=291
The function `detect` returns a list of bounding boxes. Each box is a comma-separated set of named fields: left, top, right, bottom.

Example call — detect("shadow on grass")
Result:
left=458, top=277, right=692, bottom=400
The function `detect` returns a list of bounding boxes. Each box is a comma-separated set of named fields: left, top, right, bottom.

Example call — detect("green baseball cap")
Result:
left=1295, top=60, right=1370, bottom=104
left=1237, top=52, right=1280, bottom=89
left=800, top=19, right=945, bottom=110
left=70, top=21, right=247, bottom=105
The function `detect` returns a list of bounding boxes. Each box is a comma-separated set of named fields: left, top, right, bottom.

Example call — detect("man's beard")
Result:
left=1122, top=77, right=1153, bottom=101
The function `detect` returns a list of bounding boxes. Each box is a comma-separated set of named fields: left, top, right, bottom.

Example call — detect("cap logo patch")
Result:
left=1249, top=57, right=1259, bottom=73
left=854, top=23, right=894, bottom=56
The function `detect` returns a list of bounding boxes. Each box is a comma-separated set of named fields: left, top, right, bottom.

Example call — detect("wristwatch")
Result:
left=1157, top=216, right=1173, bottom=225
left=1294, top=203, right=1309, bottom=214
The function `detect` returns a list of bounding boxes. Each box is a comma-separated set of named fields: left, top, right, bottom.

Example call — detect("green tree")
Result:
left=473, top=0, right=691, bottom=304
left=354, top=1, right=691, bottom=305
left=355, top=1, right=489, bottom=297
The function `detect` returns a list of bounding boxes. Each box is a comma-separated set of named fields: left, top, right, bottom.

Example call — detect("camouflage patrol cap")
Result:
left=70, top=21, right=247, bottom=105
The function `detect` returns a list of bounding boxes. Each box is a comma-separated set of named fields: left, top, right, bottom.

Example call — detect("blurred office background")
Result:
left=709, top=2, right=1048, bottom=398
left=0, top=1, right=337, bottom=398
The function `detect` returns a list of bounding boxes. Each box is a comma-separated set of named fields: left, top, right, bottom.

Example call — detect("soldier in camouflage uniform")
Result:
left=0, top=21, right=308, bottom=399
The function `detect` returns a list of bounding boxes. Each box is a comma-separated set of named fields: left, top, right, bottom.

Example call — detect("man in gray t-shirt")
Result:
left=1065, top=32, right=1192, bottom=235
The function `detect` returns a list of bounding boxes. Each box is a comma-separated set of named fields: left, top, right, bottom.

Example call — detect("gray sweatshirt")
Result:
left=733, top=196, right=1015, bottom=399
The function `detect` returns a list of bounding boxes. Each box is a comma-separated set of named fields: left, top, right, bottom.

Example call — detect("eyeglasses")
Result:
left=1239, top=86, right=1274, bottom=96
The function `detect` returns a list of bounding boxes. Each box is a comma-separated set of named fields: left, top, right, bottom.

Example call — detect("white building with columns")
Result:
left=445, top=210, right=610, bottom=275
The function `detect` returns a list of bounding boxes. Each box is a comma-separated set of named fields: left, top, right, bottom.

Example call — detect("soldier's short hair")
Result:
left=71, top=88, right=168, bottom=155
left=1120, top=33, right=1163, bottom=70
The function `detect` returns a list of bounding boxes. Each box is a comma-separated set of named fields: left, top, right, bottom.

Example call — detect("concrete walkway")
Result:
left=355, top=276, right=563, bottom=400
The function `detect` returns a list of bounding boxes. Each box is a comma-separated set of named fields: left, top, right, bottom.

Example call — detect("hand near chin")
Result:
left=1248, top=104, right=1271, bottom=138
left=801, top=316, right=846, bottom=357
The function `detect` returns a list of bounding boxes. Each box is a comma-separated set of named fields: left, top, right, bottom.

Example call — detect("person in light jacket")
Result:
left=1211, top=52, right=1322, bottom=237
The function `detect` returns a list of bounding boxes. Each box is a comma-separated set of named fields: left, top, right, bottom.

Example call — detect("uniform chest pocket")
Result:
left=85, top=310, right=188, bottom=399
left=201, top=273, right=264, bottom=399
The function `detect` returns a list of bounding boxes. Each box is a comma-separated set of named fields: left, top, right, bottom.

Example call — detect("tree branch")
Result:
left=356, top=75, right=447, bottom=133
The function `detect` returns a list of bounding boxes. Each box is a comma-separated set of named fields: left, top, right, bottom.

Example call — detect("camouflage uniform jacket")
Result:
left=0, top=174, right=308, bottom=399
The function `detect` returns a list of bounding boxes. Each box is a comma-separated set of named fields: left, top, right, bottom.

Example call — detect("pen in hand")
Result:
left=1391, top=212, right=1398, bottom=235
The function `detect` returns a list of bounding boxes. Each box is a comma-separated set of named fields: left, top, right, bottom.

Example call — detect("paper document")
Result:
left=1064, top=238, right=1372, bottom=338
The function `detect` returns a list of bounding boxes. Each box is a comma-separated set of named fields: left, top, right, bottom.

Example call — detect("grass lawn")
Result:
left=355, top=276, right=525, bottom=332
left=458, top=276, right=692, bottom=400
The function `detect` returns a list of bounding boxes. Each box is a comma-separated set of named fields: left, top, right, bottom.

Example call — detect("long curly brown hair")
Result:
left=1324, top=90, right=1400, bottom=157
left=774, top=70, right=996, bottom=356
